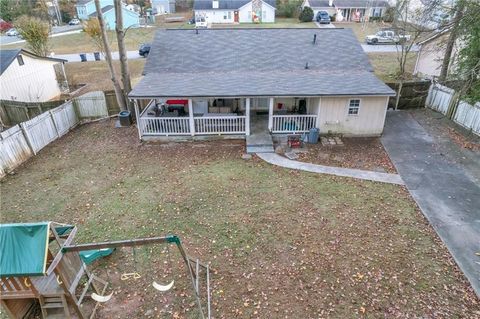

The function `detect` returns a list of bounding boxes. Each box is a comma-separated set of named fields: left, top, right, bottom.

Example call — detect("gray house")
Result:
left=129, top=28, right=394, bottom=145
left=152, top=0, right=175, bottom=14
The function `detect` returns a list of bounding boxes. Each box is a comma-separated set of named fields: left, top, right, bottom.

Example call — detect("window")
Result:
left=224, top=12, right=227, bottom=19
left=17, top=55, right=24, bottom=66
left=348, top=99, right=360, bottom=115
left=227, top=11, right=231, bottom=19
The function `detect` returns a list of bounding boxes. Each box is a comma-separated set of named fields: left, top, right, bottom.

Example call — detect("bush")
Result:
left=369, top=16, right=383, bottom=22
left=383, top=7, right=394, bottom=23
left=299, top=6, right=314, bottom=22
left=14, top=16, right=51, bottom=56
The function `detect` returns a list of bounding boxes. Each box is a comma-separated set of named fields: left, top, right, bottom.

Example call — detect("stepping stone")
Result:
left=241, top=153, right=252, bottom=160
left=285, top=151, right=299, bottom=160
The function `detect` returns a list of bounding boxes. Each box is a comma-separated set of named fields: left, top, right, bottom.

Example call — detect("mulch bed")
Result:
left=293, top=137, right=397, bottom=174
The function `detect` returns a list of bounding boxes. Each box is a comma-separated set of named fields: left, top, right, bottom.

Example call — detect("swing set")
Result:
left=0, top=222, right=211, bottom=319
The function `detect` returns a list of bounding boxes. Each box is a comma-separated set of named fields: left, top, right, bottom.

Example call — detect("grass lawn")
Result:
left=368, top=52, right=417, bottom=82
left=213, top=18, right=316, bottom=28
left=1, top=122, right=478, bottom=318
left=65, top=59, right=146, bottom=92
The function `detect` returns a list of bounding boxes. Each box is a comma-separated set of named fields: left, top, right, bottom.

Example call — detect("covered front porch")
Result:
left=132, top=97, right=319, bottom=139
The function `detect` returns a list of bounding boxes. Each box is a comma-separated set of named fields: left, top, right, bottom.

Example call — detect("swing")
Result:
left=152, top=245, right=174, bottom=292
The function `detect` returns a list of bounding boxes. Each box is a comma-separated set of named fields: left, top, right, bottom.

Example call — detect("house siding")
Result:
left=76, top=0, right=139, bottom=29
left=196, top=0, right=275, bottom=24
left=414, top=34, right=458, bottom=79
left=317, top=96, right=389, bottom=136
left=0, top=55, right=64, bottom=102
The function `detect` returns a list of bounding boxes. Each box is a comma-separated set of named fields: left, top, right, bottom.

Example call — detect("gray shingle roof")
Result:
left=194, top=0, right=276, bottom=10
left=130, top=28, right=394, bottom=98
left=88, top=5, right=114, bottom=17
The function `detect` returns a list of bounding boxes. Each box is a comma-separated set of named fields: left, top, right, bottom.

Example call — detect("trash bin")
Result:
left=119, top=111, right=132, bottom=126
left=80, top=53, right=87, bottom=62
left=308, top=128, right=319, bottom=144
left=93, top=52, right=101, bottom=61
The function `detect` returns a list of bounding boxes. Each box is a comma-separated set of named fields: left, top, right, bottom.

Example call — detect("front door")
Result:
left=234, top=11, right=239, bottom=23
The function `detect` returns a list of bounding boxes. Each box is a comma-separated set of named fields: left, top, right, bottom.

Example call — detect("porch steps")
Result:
left=246, top=133, right=274, bottom=154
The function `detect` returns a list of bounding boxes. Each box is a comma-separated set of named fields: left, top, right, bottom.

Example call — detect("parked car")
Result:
left=6, top=28, right=19, bottom=36
left=315, top=11, right=331, bottom=24
left=366, top=30, right=411, bottom=44
left=139, top=43, right=151, bottom=57
left=69, top=19, right=80, bottom=25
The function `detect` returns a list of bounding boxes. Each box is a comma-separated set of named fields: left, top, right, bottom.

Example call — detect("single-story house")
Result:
left=76, top=0, right=140, bottom=29
left=0, top=49, right=68, bottom=102
left=302, top=0, right=390, bottom=22
left=128, top=28, right=395, bottom=141
left=414, top=28, right=458, bottom=79
left=152, top=0, right=176, bottom=14
left=193, top=0, right=276, bottom=25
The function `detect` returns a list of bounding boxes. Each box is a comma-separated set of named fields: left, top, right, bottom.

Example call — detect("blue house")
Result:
left=76, top=0, right=140, bottom=29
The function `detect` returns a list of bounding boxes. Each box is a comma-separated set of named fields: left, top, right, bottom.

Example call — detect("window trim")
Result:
left=17, top=55, right=24, bottom=66
left=347, top=98, right=361, bottom=116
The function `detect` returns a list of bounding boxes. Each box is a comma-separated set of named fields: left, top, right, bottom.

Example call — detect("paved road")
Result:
left=55, top=50, right=143, bottom=62
left=381, top=111, right=480, bottom=297
left=0, top=24, right=82, bottom=46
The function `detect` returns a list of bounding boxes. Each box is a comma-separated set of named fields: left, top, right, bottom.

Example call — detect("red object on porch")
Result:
left=166, top=99, right=188, bottom=105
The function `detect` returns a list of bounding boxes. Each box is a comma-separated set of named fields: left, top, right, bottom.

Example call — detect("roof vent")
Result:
left=196, top=28, right=199, bottom=34
left=305, top=62, right=309, bottom=70
left=313, top=34, right=317, bottom=44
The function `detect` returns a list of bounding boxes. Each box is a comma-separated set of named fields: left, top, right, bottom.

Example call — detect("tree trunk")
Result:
left=114, top=1, right=133, bottom=113
left=439, top=1, right=465, bottom=82
left=94, top=0, right=127, bottom=111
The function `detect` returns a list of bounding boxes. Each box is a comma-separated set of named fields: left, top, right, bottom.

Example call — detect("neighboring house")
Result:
left=129, top=28, right=395, bottom=141
left=193, top=0, right=276, bottom=25
left=302, top=0, right=390, bottom=21
left=414, top=29, right=458, bottom=79
left=0, top=49, right=68, bottom=102
left=76, top=0, right=140, bottom=29
left=152, top=0, right=176, bottom=14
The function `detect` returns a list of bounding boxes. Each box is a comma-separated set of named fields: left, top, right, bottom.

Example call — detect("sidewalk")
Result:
left=257, top=153, right=404, bottom=185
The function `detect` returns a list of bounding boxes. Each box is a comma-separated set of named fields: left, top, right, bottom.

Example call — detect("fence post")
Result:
left=48, top=110, right=61, bottom=138
left=19, top=122, right=36, bottom=155
left=446, top=91, right=460, bottom=120
left=188, top=99, right=195, bottom=137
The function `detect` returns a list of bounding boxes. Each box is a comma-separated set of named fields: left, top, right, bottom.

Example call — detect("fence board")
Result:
left=74, top=91, right=108, bottom=118
left=50, top=102, right=79, bottom=137
left=425, top=84, right=455, bottom=114
left=0, top=125, right=33, bottom=176
left=21, top=112, right=58, bottom=154
left=453, top=101, right=480, bottom=136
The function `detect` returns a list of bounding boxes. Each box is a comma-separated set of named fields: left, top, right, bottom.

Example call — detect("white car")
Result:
left=366, top=30, right=411, bottom=45
left=69, top=19, right=80, bottom=25
left=6, top=28, right=19, bottom=37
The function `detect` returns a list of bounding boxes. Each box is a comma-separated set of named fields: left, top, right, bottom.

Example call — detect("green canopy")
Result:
left=0, top=222, right=51, bottom=277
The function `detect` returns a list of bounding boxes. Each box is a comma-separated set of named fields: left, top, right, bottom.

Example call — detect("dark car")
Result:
left=316, top=11, right=331, bottom=24
left=139, top=43, right=151, bottom=58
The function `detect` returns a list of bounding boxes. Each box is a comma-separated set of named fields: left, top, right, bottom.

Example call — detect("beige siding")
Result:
left=414, top=34, right=459, bottom=79
left=318, top=96, right=389, bottom=136
left=0, top=54, right=63, bottom=102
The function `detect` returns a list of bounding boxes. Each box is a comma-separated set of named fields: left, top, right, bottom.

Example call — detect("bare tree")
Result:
left=114, top=1, right=133, bottom=112
left=94, top=0, right=127, bottom=111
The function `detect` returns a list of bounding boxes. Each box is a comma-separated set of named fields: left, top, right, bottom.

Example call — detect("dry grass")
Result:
left=337, top=21, right=392, bottom=42
left=65, top=59, right=145, bottom=92
left=368, top=52, right=417, bottom=82
left=1, top=122, right=479, bottom=318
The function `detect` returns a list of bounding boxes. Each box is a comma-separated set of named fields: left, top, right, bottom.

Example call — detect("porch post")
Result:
left=188, top=99, right=195, bottom=136
left=316, top=97, right=322, bottom=129
left=245, top=98, right=250, bottom=136
left=268, top=97, right=274, bottom=132
left=134, top=100, right=142, bottom=140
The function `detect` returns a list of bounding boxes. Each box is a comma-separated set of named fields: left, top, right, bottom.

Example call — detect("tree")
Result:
left=83, top=18, right=108, bottom=56
left=277, top=0, right=302, bottom=18
left=299, top=6, right=314, bottom=22
left=114, top=1, right=133, bottom=112
left=14, top=16, right=51, bottom=57
left=94, top=0, right=127, bottom=111
left=0, top=0, right=29, bottom=22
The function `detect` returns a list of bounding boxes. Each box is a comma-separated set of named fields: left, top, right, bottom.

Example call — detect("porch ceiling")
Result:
left=129, top=70, right=396, bottom=99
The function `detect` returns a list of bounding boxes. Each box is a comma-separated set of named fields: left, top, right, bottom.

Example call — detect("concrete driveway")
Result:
left=381, top=111, right=480, bottom=297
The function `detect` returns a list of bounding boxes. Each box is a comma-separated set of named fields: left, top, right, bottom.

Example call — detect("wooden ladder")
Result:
left=39, top=294, right=71, bottom=319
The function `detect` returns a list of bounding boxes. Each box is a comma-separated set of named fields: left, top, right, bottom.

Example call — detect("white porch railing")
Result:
left=139, top=117, right=191, bottom=136
left=272, top=115, right=317, bottom=133
left=194, top=116, right=246, bottom=135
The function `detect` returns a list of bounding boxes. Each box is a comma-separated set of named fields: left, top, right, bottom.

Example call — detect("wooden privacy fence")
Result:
left=426, top=83, right=480, bottom=136
left=73, top=91, right=109, bottom=118
left=387, top=80, right=431, bottom=109
left=0, top=99, right=65, bottom=127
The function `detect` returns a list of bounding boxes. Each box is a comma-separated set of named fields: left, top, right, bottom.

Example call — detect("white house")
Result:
left=129, top=28, right=395, bottom=148
left=0, top=49, right=68, bottom=102
left=302, top=0, right=390, bottom=22
left=414, top=29, right=458, bottom=79
left=194, top=0, right=276, bottom=25
left=151, top=0, right=176, bottom=14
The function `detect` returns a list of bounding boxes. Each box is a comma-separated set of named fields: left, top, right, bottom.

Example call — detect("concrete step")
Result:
left=246, top=145, right=274, bottom=154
